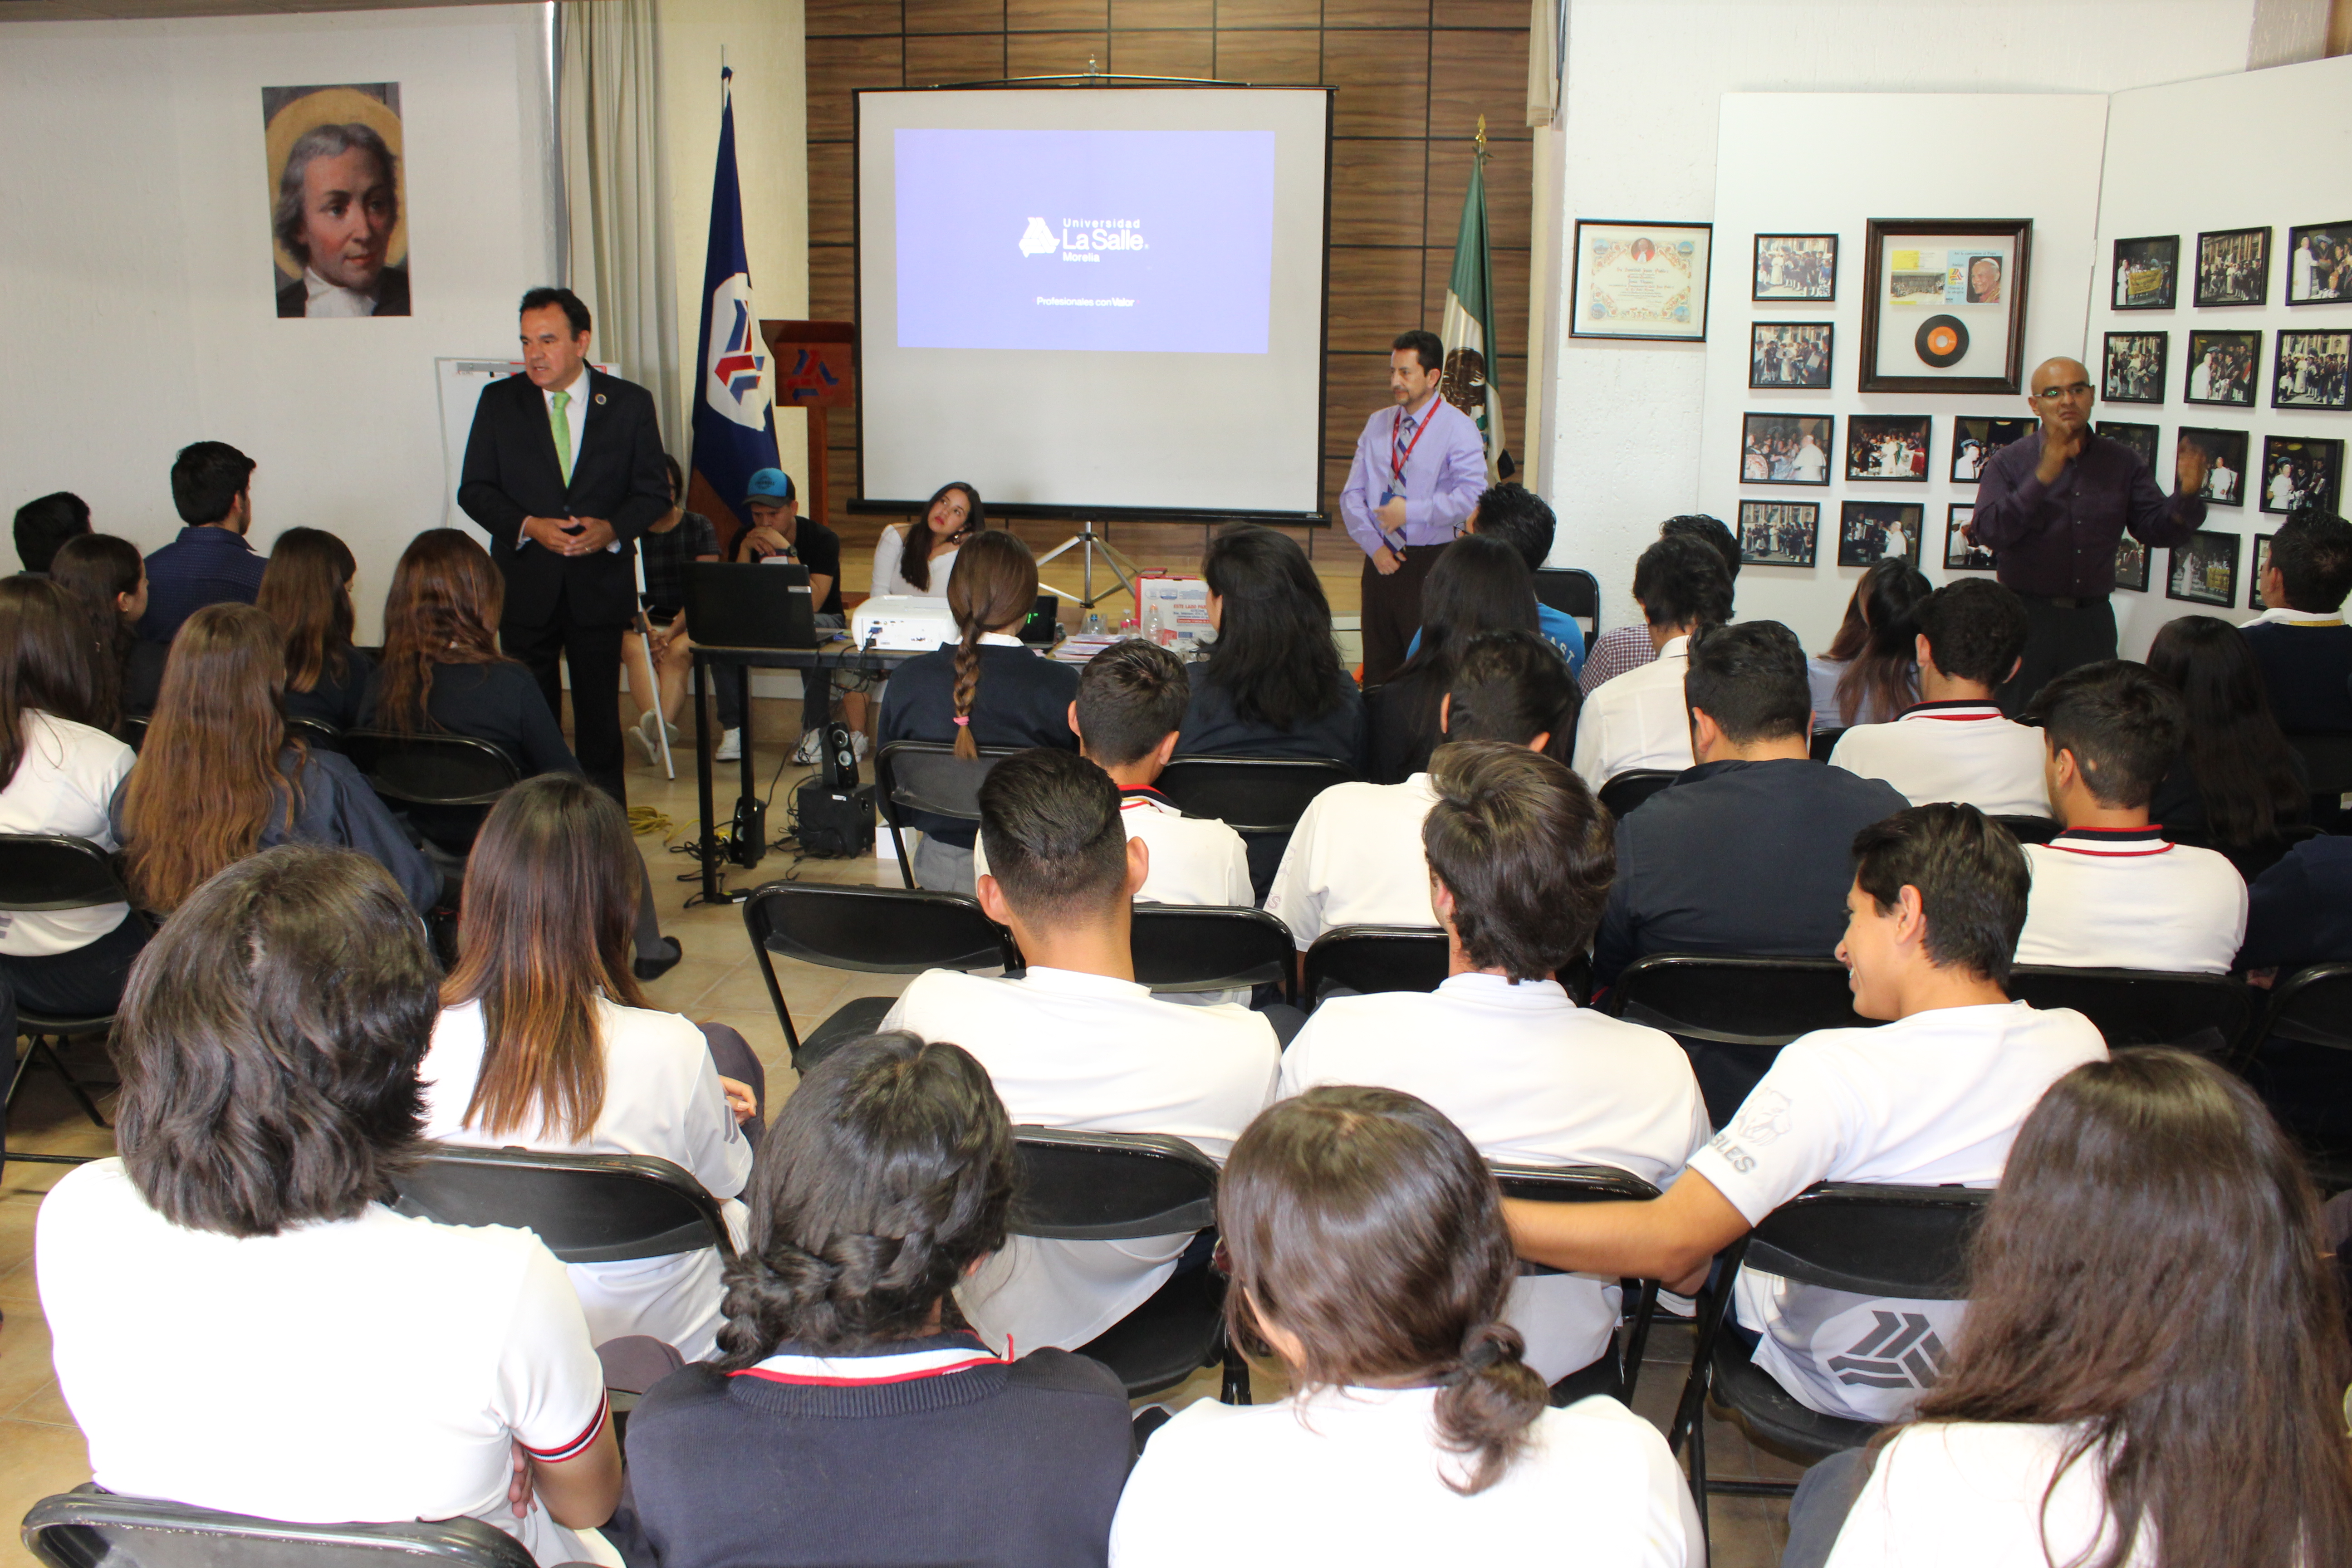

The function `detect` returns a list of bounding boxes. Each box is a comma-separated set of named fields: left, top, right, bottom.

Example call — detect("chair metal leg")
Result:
left=888, top=822, right=914, bottom=889
left=36, top=1037, right=111, bottom=1130
left=1620, top=1278, right=1659, bottom=1402
left=1218, top=1338, right=1252, bottom=1406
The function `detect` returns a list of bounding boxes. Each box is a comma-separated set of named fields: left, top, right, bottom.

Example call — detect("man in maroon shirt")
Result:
left=1969, top=355, right=2207, bottom=714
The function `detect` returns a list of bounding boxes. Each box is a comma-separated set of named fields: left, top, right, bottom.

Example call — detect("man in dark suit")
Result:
left=458, top=286, right=669, bottom=804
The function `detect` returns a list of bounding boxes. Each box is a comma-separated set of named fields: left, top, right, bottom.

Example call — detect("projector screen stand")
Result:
left=1035, top=522, right=1141, bottom=613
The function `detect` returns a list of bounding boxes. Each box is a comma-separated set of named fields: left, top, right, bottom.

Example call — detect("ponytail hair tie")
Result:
left=952, top=715, right=971, bottom=726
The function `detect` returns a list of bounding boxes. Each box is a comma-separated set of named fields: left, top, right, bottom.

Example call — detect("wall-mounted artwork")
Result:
left=266, top=83, right=410, bottom=318
left=1738, top=500, right=1819, bottom=567
left=1858, top=218, right=2030, bottom=394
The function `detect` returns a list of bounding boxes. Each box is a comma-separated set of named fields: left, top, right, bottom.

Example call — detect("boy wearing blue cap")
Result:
left=713, top=469, right=862, bottom=763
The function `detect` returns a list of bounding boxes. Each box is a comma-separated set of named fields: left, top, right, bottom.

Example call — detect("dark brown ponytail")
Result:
left=1220, top=1086, right=1548, bottom=1495
left=942, top=529, right=1039, bottom=761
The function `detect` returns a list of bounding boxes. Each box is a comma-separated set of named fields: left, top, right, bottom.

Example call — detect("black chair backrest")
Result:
left=1742, top=1182, right=1991, bottom=1301
left=1302, top=924, right=1448, bottom=1007
left=23, top=1487, right=538, bottom=1568
left=2249, top=962, right=2352, bottom=1056
left=2289, top=734, right=2352, bottom=832
left=2005, top=966, right=2254, bottom=1063
left=1597, top=769, right=1678, bottom=818
left=342, top=730, right=522, bottom=807
left=1532, top=568, right=1601, bottom=633
left=0, top=835, right=129, bottom=914
left=743, top=881, right=1015, bottom=975
left=1809, top=729, right=1842, bottom=763
left=1492, top=1163, right=1662, bottom=1276
left=1155, top=757, right=1354, bottom=835
left=288, top=716, right=344, bottom=753
left=391, top=1147, right=731, bottom=1264
left=873, top=740, right=1019, bottom=826
left=1992, top=814, right=2062, bottom=846
left=1012, top=1127, right=1218, bottom=1240
left=117, top=715, right=149, bottom=753
left=1129, top=905, right=1294, bottom=997
left=1607, top=954, right=1866, bottom=1045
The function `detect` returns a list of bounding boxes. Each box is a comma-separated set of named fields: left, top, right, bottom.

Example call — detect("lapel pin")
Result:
left=594, top=392, right=607, bottom=405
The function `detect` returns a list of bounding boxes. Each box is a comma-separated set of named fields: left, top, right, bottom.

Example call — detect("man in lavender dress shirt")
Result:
left=1338, top=330, right=1490, bottom=686
left=1969, top=355, right=2207, bottom=715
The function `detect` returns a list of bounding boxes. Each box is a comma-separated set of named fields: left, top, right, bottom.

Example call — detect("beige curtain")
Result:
left=560, top=0, right=683, bottom=450
left=1527, top=0, right=1562, bottom=127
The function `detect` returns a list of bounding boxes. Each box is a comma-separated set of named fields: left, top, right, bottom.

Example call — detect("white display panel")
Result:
left=856, top=87, right=1330, bottom=517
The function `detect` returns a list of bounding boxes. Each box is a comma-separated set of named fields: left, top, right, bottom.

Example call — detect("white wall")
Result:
left=1697, top=91, right=2108, bottom=637
left=2091, top=54, right=2352, bottom=657
left=0, top=5, right=559, bottom=642
left=1536, top=0, right=2260, bottom=642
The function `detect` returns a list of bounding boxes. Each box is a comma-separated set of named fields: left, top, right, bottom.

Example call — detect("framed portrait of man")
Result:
left=265, top=82, right=410, bottom=318
left=1857, top=219, right=2031, bottom=394
left=2286, top=222, right=2352, bottom=305
left=1570, top=220, right=1712, bottom=342
left=2194, top=227, right=2270, bottom=308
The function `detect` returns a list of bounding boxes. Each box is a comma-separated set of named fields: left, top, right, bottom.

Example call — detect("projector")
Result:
left=852, top=595, right=959, bottom=652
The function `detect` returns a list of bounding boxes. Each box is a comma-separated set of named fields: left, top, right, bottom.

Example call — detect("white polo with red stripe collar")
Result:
left=1828, top=701, right=2052, bottom=818
left=2015, top=825, right=2248, bottom=974
left=731, top=1336, right=1009, bottom=1389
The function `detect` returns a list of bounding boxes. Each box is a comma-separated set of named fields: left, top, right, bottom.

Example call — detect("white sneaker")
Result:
left=851, top=731, right=870, bottom=760
left=627, top=711, right=660, bottom=764
left=715, top=728, right=741, bottom=762
left=793, top=730, right=824, bottom=765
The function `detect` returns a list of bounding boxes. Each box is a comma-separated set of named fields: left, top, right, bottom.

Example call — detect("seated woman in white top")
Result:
left=1797, top=1049, right=2352, bottom=1568
left=1808, top=560, right=1930, bottom=732
left=1109, top=1085, right=1700, bottom=1568
left=421, top=773, right=756, bottom=1361
left=870, top=480, right=981, bottom=600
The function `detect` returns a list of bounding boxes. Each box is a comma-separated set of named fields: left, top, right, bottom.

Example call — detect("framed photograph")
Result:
left=1945, top=505, right=1996, bottom=570
left=1857, top=218, right=2031, bottom=394
left=2100, top=331, right=2168, bottom=405
left=1571, top=220, right=1712, bottom=342
left=2166, top=530, right=2241, bottom=608
left=2274, top=329, right=2350, bottom=410
left=2183, top=330, right=2260, bottom=407
left=1839, top=502, right=1924, bottom=568
left=1846, top=414, right=1932, bottom=483
left=2252, top=534, right=2274, bottom=611
left=264, top=83, right=411, bottom=318
left=1754, top=234, right=1838, bottom=301
left=2287, top=221, right=2352, bottom=305
left=2116, top=534, right=2151, bottom=593
left=2098, top=421, right=2158, bottom=470
left=1750, top=323, right=1833, bottom=389
left=2110, top=235, right=2178, bottom=311
left=1736, top=500, right=1819, bottom=567
left=2194, top=227, right=2270, bottom=308
left=2260, top=434, right=2344, bottom=516
left=1950, top=417, right=2032, bottom=482
left=1740, top=413, right=1833, bottom=486
left=2178, top=426, right=2250, bottom=507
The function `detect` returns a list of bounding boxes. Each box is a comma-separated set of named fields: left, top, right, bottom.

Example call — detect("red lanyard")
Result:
left=1392, top=401, right=1436, bottom=488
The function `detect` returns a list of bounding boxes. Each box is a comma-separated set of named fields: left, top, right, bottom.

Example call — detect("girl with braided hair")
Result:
left=1111, top=1086, right=1700, bottom=1568
left=622, top=1032, right=1134, bottom=1568
left=877, top=527, right=1078, bottom=892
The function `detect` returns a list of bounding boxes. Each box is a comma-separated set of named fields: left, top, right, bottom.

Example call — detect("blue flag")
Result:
left=689, top=69, right=778, bottom=540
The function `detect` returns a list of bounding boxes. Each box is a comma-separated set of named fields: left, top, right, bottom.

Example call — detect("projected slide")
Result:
left=893, top=128, right=1276, bottom=355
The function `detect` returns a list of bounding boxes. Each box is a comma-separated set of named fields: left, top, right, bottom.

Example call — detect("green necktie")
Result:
left=549, top=390, right=574, bottom=484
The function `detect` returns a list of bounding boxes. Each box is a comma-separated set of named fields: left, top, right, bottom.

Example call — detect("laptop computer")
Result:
left=683, top=561, right=822, bottom=649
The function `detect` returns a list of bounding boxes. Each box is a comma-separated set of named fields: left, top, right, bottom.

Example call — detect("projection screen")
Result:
left=855, top=87, right=1333, bottom=520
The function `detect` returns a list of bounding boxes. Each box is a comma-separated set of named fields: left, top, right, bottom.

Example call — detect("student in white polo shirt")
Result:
left=1278, top=741, right=1707, bottom=1392
left=1570, top=534, right=1733, bottom=788
left=1830, top=579, right=2050, bottom=817
left=1267, top=629, right=1575, bottom=951
left=2013, top=661, right=2247, bottom=974
left=36, top=848, right=622, bottom=1567
left=1504, top=804, right=2108, bottom=1424
left=881, top=747, right=1280, bottom=1355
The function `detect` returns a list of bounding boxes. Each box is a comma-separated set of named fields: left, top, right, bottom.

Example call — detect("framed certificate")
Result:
left=1570, top=220, right=1712, bottom=342
left=1857, top=219, right=2032, bottom=394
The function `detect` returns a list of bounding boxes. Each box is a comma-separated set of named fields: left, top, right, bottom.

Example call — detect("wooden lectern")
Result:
left=760, top=319, right=854, bottom=539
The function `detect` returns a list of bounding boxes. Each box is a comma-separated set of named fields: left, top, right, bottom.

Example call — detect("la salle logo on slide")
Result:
left=1019, top=217, right=1148, bottom=260
left=1019, top=217, right=1059, bottom=257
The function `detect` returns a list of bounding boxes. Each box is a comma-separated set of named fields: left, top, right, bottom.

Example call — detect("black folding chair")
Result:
left=1605, top=955, right=1869, bottom=1127
left=1492, top=1162, right=1664, bottom=1404
left=2005, top=965, right=2255, bottom=1064
left=873, top=740, right=1021, bottom=890
left=115, top=716, right=148, bottom=753
left=288, top=716, right=345, bottom=753
left=2288, top=733, right=2352, bottom=834
left=1155, top=757, right=1355, bottom=899
left=741, top=881, right=1018, bottom=1070
left=1300, top=924, right=1449, bottom=1009
left=1992, top=813, right=2062, bottom=845
left=1808, top=729, right=1843, bottom=763
left=1597, top=769, right=1678, bottom=819
left=1129, top=905, right=1295, bottom=1004
left=1670, top=1183, right=1991, bottom=1552
left=1012, top=1127, right=1248, bottom=1403
left=0, top=835, right=130, bottom=1163
left=23, top=1486, right=537, bottom=1568
left=2238, top=962, right=2352, bottom=1190
left=1533, top=568, right=1601, bottom=639
left=342, top=729, right=523, bottom=859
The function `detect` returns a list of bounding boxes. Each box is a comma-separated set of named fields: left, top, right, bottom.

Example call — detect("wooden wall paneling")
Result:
left=1007, top=29, right=1114, bottom=73
left=1211, top=27, right=1320, bottom=82
left=1328, top=245, right=1427, bottom=352
left=1009, top=0, right=1109, bottom=27
left=805, top=36, right=904, bottom=140
left=1110, top=0, right=1213, bottom=27
left=808, top=0, right=902, bottom=37
left=1427, top=28, right=1530, bottom=141
left=1322, top=0, right=1430, bottom=26
left=1109, top=28, right=1215, bottom=76
left=1214, top=0, right=1318, bottom=28
left=808, top=142, right=855, bottom=245
left=1328, top=137, right=1425, bottom=246
left=906, top=0, right=1008, bottom=31
left=1423, top=135, right=1530, bottom=249
left=808, top=246, right=856, bottom=322
left=1432, top=0, right=1524, bottom=25
left=905, top=31, right=1009, bottom=83
left=1321, top=27, right=1430, bottom=137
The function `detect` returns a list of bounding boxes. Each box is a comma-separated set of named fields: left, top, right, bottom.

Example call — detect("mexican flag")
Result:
left=1440, top=137, right=1512, bottom=480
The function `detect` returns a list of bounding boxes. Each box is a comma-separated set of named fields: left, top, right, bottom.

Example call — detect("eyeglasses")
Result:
left=2033, top=382, right=2094, bottom=399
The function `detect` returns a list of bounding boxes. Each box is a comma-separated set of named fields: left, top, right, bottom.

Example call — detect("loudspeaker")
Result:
left=795, top=779, right=874, bottom=858
left=728, top=795, right=767, bottom=869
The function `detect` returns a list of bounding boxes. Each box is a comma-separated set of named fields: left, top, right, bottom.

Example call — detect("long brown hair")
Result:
left=440, top=773, right=647, bottom=1142
left=944, top=528, right=1039, bottom=760
left=375, top=529, right=511, bottom=734
left=1220, top=1086, right=1549, bottom=1496
left=2146, top=615, right=2307, bottom=846
left=119, top=603, right=302, bottom=913
left=0, top=577, right=103, bottom=792
left=1884, top=1050, right=2352, bottom=1568
left=258, top=527, right=358, bottom=694
left=1828, top=559, right=1930, bottom=725
left=901, top=481, right=984, bottom=593
left=48, top=533, right=143, bottom=732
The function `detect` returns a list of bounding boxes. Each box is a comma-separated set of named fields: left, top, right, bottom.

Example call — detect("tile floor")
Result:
left=0, top=698, right=1793, bottom=1566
